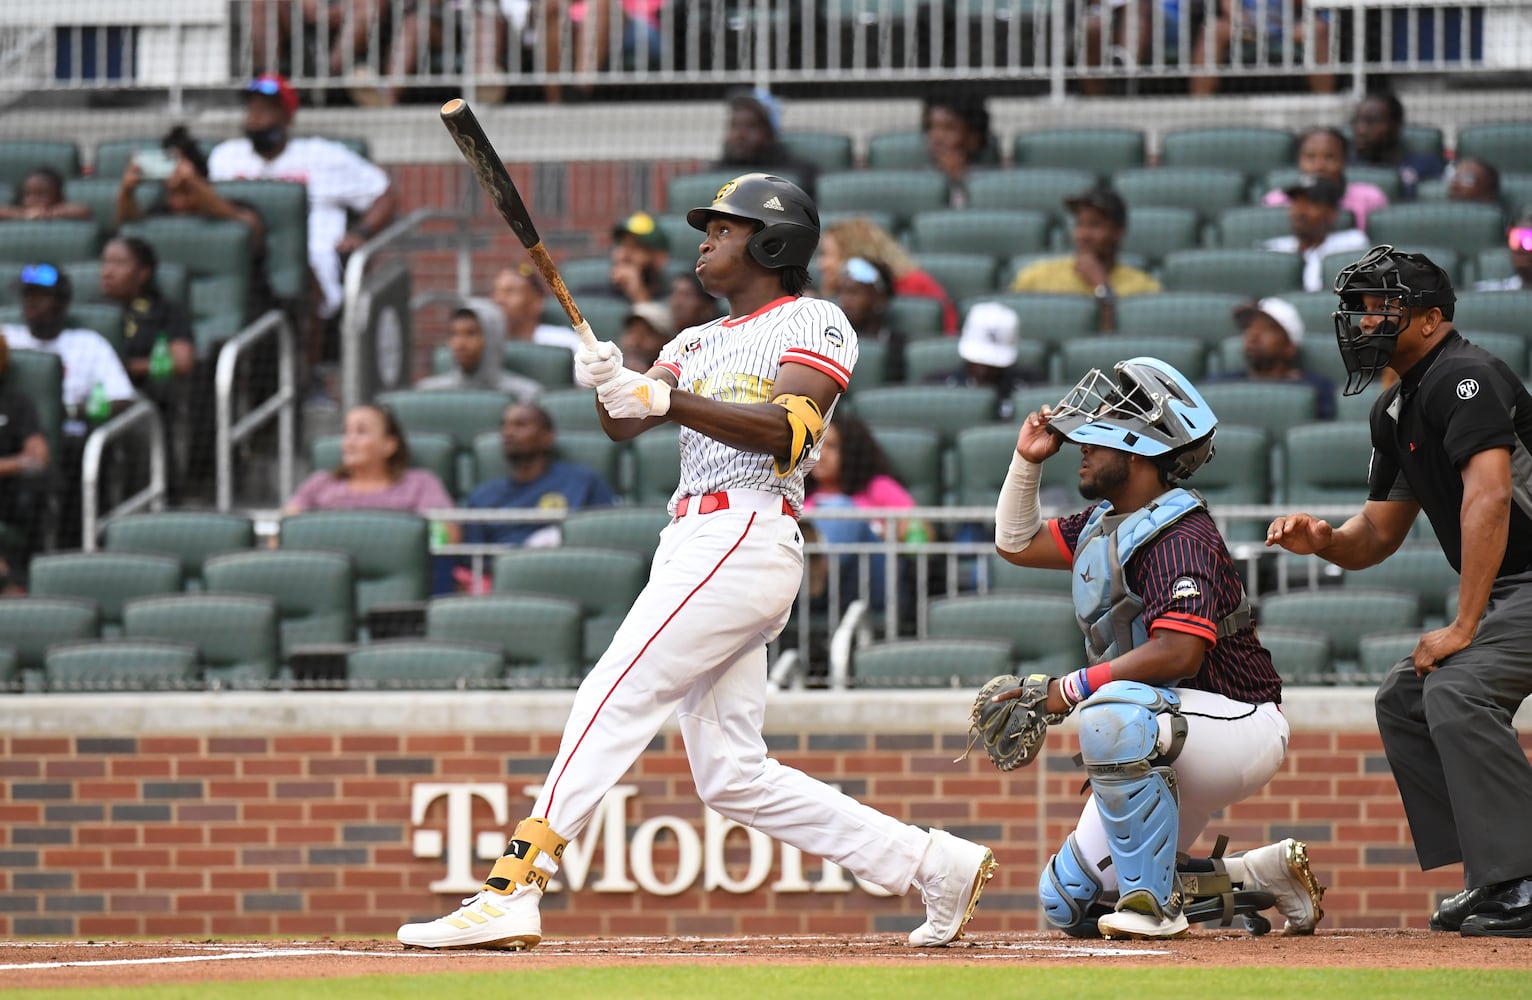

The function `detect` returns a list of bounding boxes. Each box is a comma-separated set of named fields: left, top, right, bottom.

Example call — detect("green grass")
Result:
left=10, top=966, right=1528, bottom=1000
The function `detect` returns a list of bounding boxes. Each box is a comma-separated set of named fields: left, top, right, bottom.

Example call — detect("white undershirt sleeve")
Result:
left=995, top=451, right=1043, bottom=553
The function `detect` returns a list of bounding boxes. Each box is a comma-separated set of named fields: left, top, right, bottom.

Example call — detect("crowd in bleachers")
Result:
left=3, top=76, right=1531, bottom=692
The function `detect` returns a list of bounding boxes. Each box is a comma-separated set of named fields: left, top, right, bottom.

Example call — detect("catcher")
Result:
left=977, top=356, right=1325, bottom=939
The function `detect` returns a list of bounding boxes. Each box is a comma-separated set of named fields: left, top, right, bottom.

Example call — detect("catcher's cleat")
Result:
left=397, top=885, right=543, bottom=950
left=1098, top=907, right=1190, bottom=940
left=1234, top=838, right=1325, bottom=936
left=908, top=829, right=998, bottom=947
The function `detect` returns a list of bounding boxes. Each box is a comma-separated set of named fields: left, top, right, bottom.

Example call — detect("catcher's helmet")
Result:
left=1332, top=243, right=1456, bottom=396
left=1048, top=356, right=1218, bottom=483
left=687, top=172, right=819, bottom=271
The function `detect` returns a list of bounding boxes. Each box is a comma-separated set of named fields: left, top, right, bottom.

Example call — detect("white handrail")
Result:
left=215, top=309, right=296, bottom=511
left=80, top=398, right=165, bottom=552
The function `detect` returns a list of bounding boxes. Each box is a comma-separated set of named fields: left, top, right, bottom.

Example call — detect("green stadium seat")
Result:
left=1355, top=631, right=1420, bottom=684
left=967, top=167, right=1099, bottom=216
left=1113, top=167, right=1248, bottom=221
left=102, top=511, right=255, bottom=591
left=1260, top=165, right=1403, bottom=203
left=212, top=180, right=309, bottom=303
left=1258, top=589, right=1418, bottom=662
left=1195, top=381, right=1318, bottom=440
left=1058, top=335, right=1207, bottom=384
left=866, top=425, right=942, bottom=506
left=1368, top=203, right=1506, bottom=260
left=816, top=169, right=951, bottom=231
left=566, top=297, right=634, bottom=345
left=1013, top=128, right=1145, bottom=180
left=0, top=596, right=99, bottom=675
left=61, top=259, right=190, bottom=312
left=122, top=593, right=280, bottom=688
left=313, top=430, right=458, bottom=498
left=346, top=639, right=504, bottom=690
left=629, top=423, right=681, bottom=505
left=656, top=214, right=700, bottom=261
left=119, top=217, right=253, bottom=353
left=2, top=349, right=63, bottom=465
left=202, top=549, right=355, bottom=655
left=426, top=593, right=584, bottom=687
left=537, top=387, right=603, bottom=435
left=1343, top=544, right=1457, bottom=626
left=64, top=176, right=156, bottom=233
left=0, top=219, right=101, bottom=265
left=1258, top=626, right=1334, bottom=685
left=29, top=552, right=183, bottom=636
left=376, top=388, right=512, bottom=492
left=280, top=510, right=431, bottom=622
left=782, top=131, right=854, bottom=172
left=909, top=209, right=1051, bottom=257
left=504, top=340, right=575, bottom=390
left=1453, top=291, right=1532, bottom=336
left=0, top=141, right=80, bottom=188
left=928, top=593, right=1082, bottom=674
left=914, top=253, right=1001, bottom=305
left=953, top=423, right=1026, bottom=507
left=962, top=294, right=1100, bottom=348
left=849, top=339, right=890, bottom=391
left=851, top=637, right=1013, bottom=689
left=1160, top=248, right=1305, bottom=298
left=886, top=296, right=947, bottom=340
left=44, top=638, right=199, bottom=692
left=1161, top=127, right=1296, bottom=182
left=1456, top=122, right=1532, bottom=176
left=1282, top=420, right=1372, bottom=507
left=93, top=139, right=164, bottom=181
left=0, top=643, right=15, bottom=690
left=1465, top=331, right=1527, bottom=376
left=848, top=385, right=997, bottom=447
left=1218, top=205, right=1296, bottom=249
left=1116, top=291, right=1246, bottom=347
left=1191, top=422, right=1270, bottom=505
left=557, top=257, right=614, bottom=293
left=864, top=130, right=999, bottom=171
left=818, top=210, right=898, bottom=242
left=1120, top=207, right=1201, bottom=268
left=982, top=551, right=1071, bottom=597
left=560, top=506, right=672, bottom=562
left=1473, top=248, right=1517, bottom=287
left=0, top=181, right=10, bottom=210
left=1498, top=171, right=1532, bottom=219
left=666, top=170, right=756, bottom=215
left=493, top=546, right=648, bottom=666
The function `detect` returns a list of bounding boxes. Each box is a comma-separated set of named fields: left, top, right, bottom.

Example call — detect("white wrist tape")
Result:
left=995, top=451, right=1043, bottom=552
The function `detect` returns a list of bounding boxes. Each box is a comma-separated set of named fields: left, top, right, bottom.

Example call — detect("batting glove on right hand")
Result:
left=575, top=340, right=624, bottom=388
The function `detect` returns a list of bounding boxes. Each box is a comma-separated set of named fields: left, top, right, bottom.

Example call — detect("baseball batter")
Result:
left=399, top=172, right=995, bottom=950
left=991, top=357, right=1324, bottom=939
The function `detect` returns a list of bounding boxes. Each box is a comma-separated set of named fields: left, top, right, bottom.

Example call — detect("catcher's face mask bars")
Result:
left=1047, top=366, right=1165, bottom=437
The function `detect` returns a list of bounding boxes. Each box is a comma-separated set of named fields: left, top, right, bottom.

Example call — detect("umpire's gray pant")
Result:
left=1375, top=569, right=1532, bottom=889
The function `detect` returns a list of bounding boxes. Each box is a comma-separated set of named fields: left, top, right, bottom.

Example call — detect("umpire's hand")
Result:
left=1265, top=513, right=1334, bottom=554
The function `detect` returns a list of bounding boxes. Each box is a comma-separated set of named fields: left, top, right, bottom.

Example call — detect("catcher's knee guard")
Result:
left=484, top=818, right=567, bottom=894
left=1039, top=833, right=1111, bottom=937
left=1078, top=681, right=1184, bottom=920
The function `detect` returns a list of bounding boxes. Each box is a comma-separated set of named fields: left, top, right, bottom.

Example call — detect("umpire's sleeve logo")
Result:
left=1457, top=378, right=1480, bottom=400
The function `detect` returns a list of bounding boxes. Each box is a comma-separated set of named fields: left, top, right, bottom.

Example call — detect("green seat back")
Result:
left=1, top=349, right=63, bottom=463
left=1160, top=127, right=1296, bottom=181
left=63, top=259, right=190, bottom=312
left=1499, top=171, right=1532, bottom=219
left=1368, top=203, right=1506, bottom=260
left=902, top=338, right=965, bottom=384
left=1116, top=291, right=1246, bottom=346
left=1282, top=420, right=1372, bottom=505
left=781, top=131, right=852, bottom=172
left=312, top=430, right=458, bottom=498
left=848, top=339, right=889, bottom=391
left=1009, top=383, right=1074, bottom=421
left=119, top=217, right=253, bottom=352
left=1189, top=422, right=1270, bottom=506
left=492, top=545, right=648, bottom=665
left=426, top=594, right=583, bottom=686
left=1261, top=166, right=1403, bottom=203
left=866, top=425, right=942, bottom=506
left=818, top=210, right=897, bottom=242
left=0, top=596, right=99, bottom=673
left=629, top=424, right=681, bottom=505
left=886, top=296, right=947, bottom=340
left=1474, top=248, right=1517, bottom=286
left=203, top=549, right=355, bottom=654
left=982, top=551, right=1071, bottom=597
left=1258, top=626, right=1334, bottom=685
left=816, top=169, right=951, bottom=231
left=564, top=297, right=633, bottom=344
left=0, top=643, right=15, bottom=687
left=913, top=253, right=1000, bottom=305
left=865, top=130, right=932, bottom=170
left=504, top=340, right=575, bottom=390
left=909, top=209, right=1052, bottom=257
left=29, top=552, right=183, bottom=634
left=852, top=637, right=1014, bottom=688
left=59, top=304, right=126, bottom=361
left=962, top=294, right=1099, bottom=347
left=45, top=639, right=199, bottom=691
left=1218, top=205, right=1298, bottom=249
left=560, top=506, right=671, bottom=562
left=64, top=176, right=157, bottom=233
left=1120, top=207, right=1202, bottom=268
left=1160, top=248, right=1305, bottom=298
left=1356, top=631, right=1421, bottom=685
left=967, top=167, right=1099, bottom=216
left=123, top=593, right=280, bottom=687
left=666, top=170, right=752, bottom=215
left=1195, top=381, right=1318, bottom=441
left=347, top=639, right=504, bottom=689
left=536, top=387, right=603, bottom=435
left=1456, top=122, right=1532, bottom=176
left=1344, top=544, right=1457, bottom=623
left=1454, top=291, right=1532, bottom=336
left=1465, top=331, right=1526, bottom=376
left=1257, top=588, right=1418, bottom=661
left=1059, top=335, right=1207, bottom=384
left=0, top=141, right=80, bottom=188
left=102, top=511, right=255, bottom=590
left=928, top=593, right=1082, bottom=673
left=280, top=510, right=431, bottom=617
left=1113, top=167, right=1248, bottom=222
left=373, top=389, right=512, bottom=451
left=0, top=219, right=102, bottom=265
left=213, top=180, right=309, bottom=302
left=93, top=139, right=164, bottom=181
left=848, top=385, right=997, bottom=447
left=558, top=257, right=615, bottom=293
left=953, top=423, right=1025, bottom=507
left=1013, top=129, right=1145, bottom=180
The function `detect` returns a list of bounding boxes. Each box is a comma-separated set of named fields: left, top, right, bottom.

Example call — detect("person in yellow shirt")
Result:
left=1010, top=186, right=1159, bottom=332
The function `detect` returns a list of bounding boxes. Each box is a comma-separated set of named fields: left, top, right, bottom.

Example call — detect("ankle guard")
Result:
left=484, top=817, right=567, bottom=895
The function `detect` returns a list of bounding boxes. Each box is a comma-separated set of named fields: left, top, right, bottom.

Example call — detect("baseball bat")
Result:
left=439, top=97, right=598, bottom=349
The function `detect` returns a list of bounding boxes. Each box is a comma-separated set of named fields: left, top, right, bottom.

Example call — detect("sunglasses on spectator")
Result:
left=247, top=78, right=283, bottom=97
left=20, top=263, right=61, bottom=288
left=843, top=257, right=887, bottom=292
left=1510, top=228, right=1532, bottom=252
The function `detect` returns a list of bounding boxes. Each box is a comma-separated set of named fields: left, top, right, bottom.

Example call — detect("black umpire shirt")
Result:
left=1367, top=331, right=1532, bottom=576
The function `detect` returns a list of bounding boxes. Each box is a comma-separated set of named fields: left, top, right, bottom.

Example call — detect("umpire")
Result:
left=1267, top=244, right=1532, bottom=937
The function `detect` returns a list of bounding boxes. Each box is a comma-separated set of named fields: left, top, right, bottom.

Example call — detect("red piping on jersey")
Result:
left=721, top=296, right=797, bottom=327
left=781, top=348, right=851, bottom=389
left=542, top=511, right=760, bottom=816
left=1151, top=613, right=1218, bottom=645
left=655, top=360, right=683, bottom=381
left=1048, top=519, right=1073, bottom=561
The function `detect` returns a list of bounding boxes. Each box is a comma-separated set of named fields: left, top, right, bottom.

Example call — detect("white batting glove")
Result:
left=574, top=340, right=624, bottom=388
left=597, top=367, right=671, bottom=419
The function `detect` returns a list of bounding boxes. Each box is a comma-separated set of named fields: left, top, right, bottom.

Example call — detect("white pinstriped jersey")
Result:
left=653, top=295, right=859, bottom=514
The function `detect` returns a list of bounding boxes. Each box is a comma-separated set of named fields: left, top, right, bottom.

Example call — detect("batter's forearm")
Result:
left=665, top=391, right=791, bottom=458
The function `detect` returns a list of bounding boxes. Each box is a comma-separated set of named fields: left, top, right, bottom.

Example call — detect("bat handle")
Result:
left=571, top=320, right=599, bottom=351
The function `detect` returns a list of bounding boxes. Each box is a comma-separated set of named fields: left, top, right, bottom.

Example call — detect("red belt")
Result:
left=675, top=491, right=795, bottom=519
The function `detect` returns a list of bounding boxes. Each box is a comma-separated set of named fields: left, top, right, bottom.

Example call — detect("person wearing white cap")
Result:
left=1208, top=297, right=1337, bottom=419
left=924, top=302, right=1044, bottom=421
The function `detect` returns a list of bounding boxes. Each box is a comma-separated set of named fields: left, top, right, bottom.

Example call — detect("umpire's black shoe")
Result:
left=1459, top=877, right=1532, bottom=938
left=1430, top=884, right=1496, bottom=932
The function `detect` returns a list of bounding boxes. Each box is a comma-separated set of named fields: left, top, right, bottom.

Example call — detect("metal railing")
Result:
left=215, top=308, right=297, bottom=511
left=80, top=397, right=166, bottom=551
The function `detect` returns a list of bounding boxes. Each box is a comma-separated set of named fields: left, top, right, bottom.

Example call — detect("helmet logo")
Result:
left=713, top=180, right=738, bottom=203
left=1457, top=378, right=1479, bottom=400
left=762, top=195, right=785, bottom=211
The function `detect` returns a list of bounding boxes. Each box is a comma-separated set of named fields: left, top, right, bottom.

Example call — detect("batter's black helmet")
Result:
left=1332, top=243, right=1456, bottom=396
left=686, top=172, right=819, bottom=270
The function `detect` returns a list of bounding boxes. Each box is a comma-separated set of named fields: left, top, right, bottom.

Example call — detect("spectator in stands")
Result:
left=247, top=0, right=374, bottom=81
left=835, top=256, right=906, bottom=383
left=0, top=167, right=89, bottom=222
left=349, top=0, right=508, bottom=107
left=1447, top=156, right=1502, bottom=207
left=539, top=0, right=664, bottom=104
left=416, top=304, right=541, bottom=401
left=1262, top=126, right=1388, bottom=232
left=619, top=301, right=674, bottom=373
left=1079, top=0, right=1152, bottom=97
left=117, top=127, right=268, bottom=245
left=667, top=271, right=722, bottom=332
left=208, top=74, right=398, bottom=400
left=0, top=332, right=53, bottom=587
left=1207, top=297, right=1336, bottom=420
left=1261, top=173, right=1369, bottom=292
left=590, top=211, right=670, bottom=307
left=922, top=91, right=991, bottom=208
left=490, top=264, right=584, bottom=352
left=459, top=402, right=616, bottom=569
left=802, top=412, right=926, bottom=612
left=284, top=404, right=457, bottom=529
left=1191, top=0, right=1335, bottom=96
left=1010, top=186, right=1159, bottom=332
left=1349, top=92, right=1444, bottom=200
left=924, top=301, right=1042, bottom=421
left=710, top=88, right=819, bottom=199
left=818, top=217, right=957, bottom=334
left=1477, top=213, right=1532, bottom=291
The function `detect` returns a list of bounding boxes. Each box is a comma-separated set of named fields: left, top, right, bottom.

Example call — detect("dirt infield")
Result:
left=2, top=930, right=1531, bottom=990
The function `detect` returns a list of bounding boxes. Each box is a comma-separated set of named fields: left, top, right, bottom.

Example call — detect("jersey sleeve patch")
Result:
left=1169, top=576, right=1201, bottom=601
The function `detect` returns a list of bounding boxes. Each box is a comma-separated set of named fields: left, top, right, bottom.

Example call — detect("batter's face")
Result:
left=1077, top=443, right=1133, bottom=501
left=695, top=214, right=755, bottom=297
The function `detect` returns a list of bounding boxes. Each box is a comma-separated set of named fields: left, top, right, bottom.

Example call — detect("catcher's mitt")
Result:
left=960, top=673, right=1067, bottom=772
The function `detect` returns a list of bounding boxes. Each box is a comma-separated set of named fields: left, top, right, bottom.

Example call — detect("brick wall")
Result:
left=0, top=690, right=1479, bottom=939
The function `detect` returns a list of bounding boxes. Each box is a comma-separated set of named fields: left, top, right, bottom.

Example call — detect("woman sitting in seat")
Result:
left=817, top=217, right=957, bottom=334
left=1262, top=126, right=1387, bottom=233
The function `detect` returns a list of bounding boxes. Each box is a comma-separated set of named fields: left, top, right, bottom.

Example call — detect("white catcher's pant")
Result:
left=528, top=489, right=930, bottom=894
left=1068, top=691, right=1290, bottom=892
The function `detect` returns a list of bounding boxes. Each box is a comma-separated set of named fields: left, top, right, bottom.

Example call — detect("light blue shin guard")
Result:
left=1039, top=832, right=1108, bottom=936
left=1078, top=680, right=1183, bottom=918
